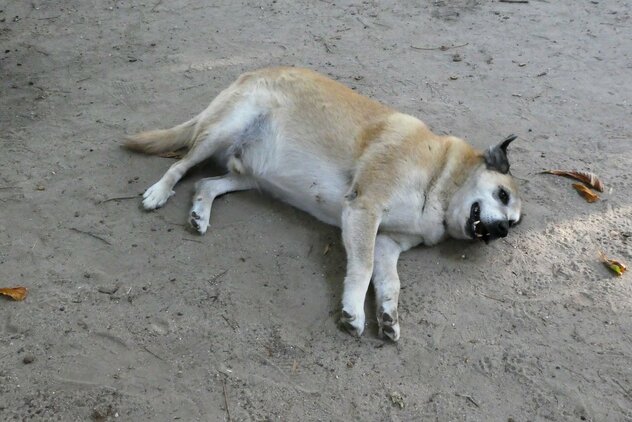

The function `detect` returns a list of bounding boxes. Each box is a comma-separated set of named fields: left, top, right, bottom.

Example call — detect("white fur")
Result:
left=142, top=180, right=174, bottom=210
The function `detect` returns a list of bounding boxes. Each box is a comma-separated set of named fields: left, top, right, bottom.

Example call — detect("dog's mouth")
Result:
left=467, top=202, right=491, bottom=244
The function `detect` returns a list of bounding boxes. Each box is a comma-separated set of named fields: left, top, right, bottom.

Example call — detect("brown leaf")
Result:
left=158, top=151, right=185, bottom=159
left=0, top=287, right=28, bottom=301
left=572, top=183, right=599, bottom=203
left=599, top=251, right=627, bottom=277
left=541, top=170, right=604, bottom=192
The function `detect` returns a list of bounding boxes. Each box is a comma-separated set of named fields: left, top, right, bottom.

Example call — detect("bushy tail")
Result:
left=123, top=116, right=199, bottom=155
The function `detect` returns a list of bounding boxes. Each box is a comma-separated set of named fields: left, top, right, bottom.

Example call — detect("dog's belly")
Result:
left=239, top=140, right=349, bottom=227
left=255, top=169, right=347, bottom=226
left=257, top=176, right=345, bottom=226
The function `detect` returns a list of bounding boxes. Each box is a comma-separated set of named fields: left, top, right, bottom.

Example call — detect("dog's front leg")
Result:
left=339, top=201, right=381, bottom=337
left=372, top=234, right=403, bottom=341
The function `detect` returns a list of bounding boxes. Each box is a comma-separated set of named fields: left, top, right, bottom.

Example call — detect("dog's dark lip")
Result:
left=466, top=202, right=491, bottom=243
left=465, top=202, right=478, bottom=238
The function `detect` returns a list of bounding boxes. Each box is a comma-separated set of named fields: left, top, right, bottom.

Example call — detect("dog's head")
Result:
left=447, top=135, right=522, bottom=243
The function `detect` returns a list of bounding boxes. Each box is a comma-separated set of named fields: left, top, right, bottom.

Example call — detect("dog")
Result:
left=124, top=67, right=522, bottom=341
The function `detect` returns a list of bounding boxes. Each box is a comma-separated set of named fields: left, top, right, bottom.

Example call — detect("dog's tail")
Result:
left=123, top=115, right=199, bottom=155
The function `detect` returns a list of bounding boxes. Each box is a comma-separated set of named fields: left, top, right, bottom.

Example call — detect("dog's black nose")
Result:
left=493, top=220, right=509, bottom=238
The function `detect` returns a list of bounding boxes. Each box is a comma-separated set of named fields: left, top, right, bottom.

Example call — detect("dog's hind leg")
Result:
left=189, top=174, right=256, bottom=234
left=139, top=83, right=255, bottom=210
left=372, top=235, right=403, bottom=341
left=142, top=139, right=221, bottom=210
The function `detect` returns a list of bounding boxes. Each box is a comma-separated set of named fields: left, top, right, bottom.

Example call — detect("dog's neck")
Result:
left=428, top=136, right=483, bottom=207
left=433, top=138, right=485, bottom=239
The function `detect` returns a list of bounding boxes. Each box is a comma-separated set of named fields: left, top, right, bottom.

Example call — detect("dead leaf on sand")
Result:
left=0, top=287, right=28, bottom=301
left=572, top=183, right=599, bottom=203
left=599, top=251, right=627, bottom=277
left=541, top=170, right=604, bottom=192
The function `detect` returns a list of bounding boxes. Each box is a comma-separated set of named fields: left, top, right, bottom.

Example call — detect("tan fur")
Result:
left=123, top=117, right=198, bottom=154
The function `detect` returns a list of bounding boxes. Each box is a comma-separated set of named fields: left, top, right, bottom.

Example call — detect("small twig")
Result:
left=24, top=43, right=49, bottom=56
left=69, top=227, right=112, bottom=245
left=612, top=378, right=632, bottom=400
left=479, top=293, right=506, bottom=303
left=221, top=315, right=238, bottom=331
left=37, top=15, right=62, bottom=20
left=182, top=237, right=204, bottom=244
left=455, top=393, right=479, bottom=408
left=208, top=269, right=229, bottom=284
left=98, top=195, right=139, bottom=204
left=312, top=35, right=334, bottom=53
left=181, top=83, right=206, bottom=91
left=499, top=0, right=528, bottom=3
left=323, top=243, right=332, bottom=255
left=222, top=377, right=232, bottom=422
left=142, top=345, right=165, bottom=361
left=0, top=186, right=19, bottom=190
left=151, top=0, right=163, bottom=12
left=355, top=16, right=370, bottom=28
left=411, top=42, right=468, bottom=51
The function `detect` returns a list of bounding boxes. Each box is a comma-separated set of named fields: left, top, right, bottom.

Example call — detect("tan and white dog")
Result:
left=125, top=67, right=522, bottom=341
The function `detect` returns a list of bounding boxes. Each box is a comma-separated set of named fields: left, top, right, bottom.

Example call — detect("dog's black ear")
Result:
left=484, top=134, right=517, bottom=174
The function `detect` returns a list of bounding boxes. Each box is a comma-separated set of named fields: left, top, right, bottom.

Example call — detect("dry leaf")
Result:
left=541, top=170, right=604, bottom=192
left=572, top=183, right=599, bottom=202
left=158, top=151, right=185, bottom=159
left=599, top=251, right=627, bottom=277
left=0, top=286, right=28, bottom=301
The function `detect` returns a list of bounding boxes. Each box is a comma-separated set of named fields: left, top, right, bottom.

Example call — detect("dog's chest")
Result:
left=381, top=191, right=446, bottom=246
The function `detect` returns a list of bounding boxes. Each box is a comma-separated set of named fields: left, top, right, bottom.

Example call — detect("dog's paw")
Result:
left=339, top=309, right=365, bottom=337
left=142, top=182, right=174, bottom=210
left=189, top=200, right=211, bottom=234
left=378, top=308, right=400, bottom=342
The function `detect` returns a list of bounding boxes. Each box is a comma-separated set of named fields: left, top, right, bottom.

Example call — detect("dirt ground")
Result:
left=1, top=0, right=631, bottom=420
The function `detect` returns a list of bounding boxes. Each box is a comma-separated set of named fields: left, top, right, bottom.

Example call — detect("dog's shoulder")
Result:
left=349, top=118, right=484, bottom=239
left=352, top=113, right=472, bottom=194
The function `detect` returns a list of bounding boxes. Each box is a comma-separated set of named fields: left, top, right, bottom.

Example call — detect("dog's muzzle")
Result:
left=467, top=202, right=509, bottom=243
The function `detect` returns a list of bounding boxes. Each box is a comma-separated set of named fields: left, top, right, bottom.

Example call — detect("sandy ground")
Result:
left=1, top=0, right=632, bottom=420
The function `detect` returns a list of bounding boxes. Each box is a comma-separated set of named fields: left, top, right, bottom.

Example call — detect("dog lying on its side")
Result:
left=124, top=67, right=522, bottom=341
